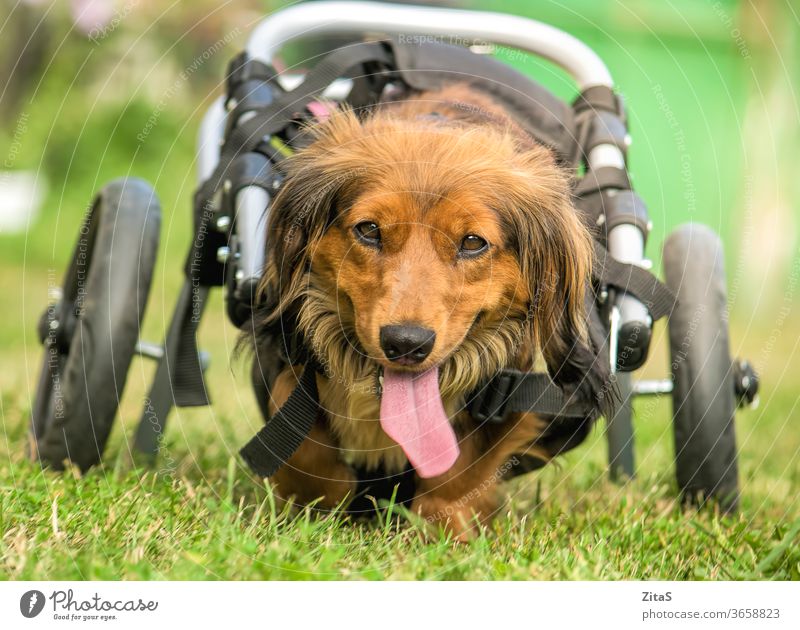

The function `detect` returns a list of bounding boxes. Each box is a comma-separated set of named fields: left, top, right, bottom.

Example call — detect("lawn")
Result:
left=1, top=261, right=799, bottom=578
left=1, top=0, right=798, bottom=582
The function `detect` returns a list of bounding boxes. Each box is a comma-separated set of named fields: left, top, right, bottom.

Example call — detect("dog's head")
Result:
left=260, top=106, right=595, bottom=403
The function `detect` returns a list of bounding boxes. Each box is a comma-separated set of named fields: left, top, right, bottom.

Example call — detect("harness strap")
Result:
left=468, top=369, right=595, bottom=424
left=240, top=363, right=594, bottom=478
left=592, top=241, right=676, bottom=321
left=239, top=360, right=320, bottom=478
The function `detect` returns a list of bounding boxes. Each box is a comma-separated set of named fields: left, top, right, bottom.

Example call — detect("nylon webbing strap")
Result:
left=468, top=370, right=595, bottom=423
left=505, top=372, right=594, bottom=417
left=199, top=41, right=394, bottom=202
left=240, top=361, right=320, bottom=478
left=573, top=166, right=631, bottom=197
left=592, top=241, right=676, bottom=321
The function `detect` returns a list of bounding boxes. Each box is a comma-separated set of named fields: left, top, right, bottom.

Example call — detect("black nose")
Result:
left=379, top=325, right=436, bottom=365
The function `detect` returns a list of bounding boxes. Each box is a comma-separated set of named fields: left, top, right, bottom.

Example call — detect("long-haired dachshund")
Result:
left=253, top=82, right=605, bottom=538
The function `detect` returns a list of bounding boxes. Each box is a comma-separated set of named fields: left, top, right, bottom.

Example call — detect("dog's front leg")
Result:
left=410, top=433, right=501, bottom=541
left=411, top=413, right=544, bottom=540
left=267, top=367, right=357, bottom=511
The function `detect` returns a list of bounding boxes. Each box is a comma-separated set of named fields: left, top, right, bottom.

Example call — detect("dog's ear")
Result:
left=529, top=195, right=593, bottom=386
left=501, top=146, right=600, bottom=391
left=258, top=109, right=366, bottom=319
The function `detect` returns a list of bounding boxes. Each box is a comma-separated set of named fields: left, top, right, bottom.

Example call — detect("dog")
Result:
left=251, top=82, right=608, bottom=538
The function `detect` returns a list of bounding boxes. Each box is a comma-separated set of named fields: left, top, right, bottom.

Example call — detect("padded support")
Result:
left=389, top=39, right=577, bottom=164
left=574, top=166, right=631, bottom=197
left=605, top=190, right=651, bottom=241
left=581, top=110, right=629, bottom=157
left=573, top=85, right=625, bottom=119
left=592, top=242, right=676, bottom=321
left=225, top=56, right=282, bottom=134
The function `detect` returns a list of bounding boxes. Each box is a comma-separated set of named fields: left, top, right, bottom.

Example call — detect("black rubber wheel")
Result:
left=663, top=223, right=739, bottom=511
left=30, top=178, right=161, bottom=471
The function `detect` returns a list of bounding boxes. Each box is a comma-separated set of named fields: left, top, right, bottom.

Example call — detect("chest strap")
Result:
left=240, top=360, right=321, bottom=478
left=467, top=369, right=596, bottom=424
left=240, top=363, right=594, bottom=478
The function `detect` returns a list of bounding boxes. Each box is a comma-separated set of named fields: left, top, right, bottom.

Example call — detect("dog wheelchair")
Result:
left=31, top=2, right=758, bottom=511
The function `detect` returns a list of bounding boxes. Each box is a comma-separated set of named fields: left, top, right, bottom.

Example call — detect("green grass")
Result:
left=1, top=428, right=798, bottom=580
left=1, top=0, right=798, bottom=580
left=1, top=265, right=799, bottom=579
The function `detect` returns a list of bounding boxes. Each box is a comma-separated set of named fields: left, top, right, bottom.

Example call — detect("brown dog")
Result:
left=253, top=82, right=604, bottom=538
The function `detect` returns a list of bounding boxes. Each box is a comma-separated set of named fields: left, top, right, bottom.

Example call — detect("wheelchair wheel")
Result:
left=30, top=178, right=161, bottom=471
left=663, top=224, right=738, bottom=512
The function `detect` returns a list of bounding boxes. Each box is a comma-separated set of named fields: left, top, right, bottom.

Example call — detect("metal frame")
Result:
left=245, top=1, right=613, bottom=87
left=200, top=1, right=618, bottom=174
left=196, top=0, right=645, bottom=316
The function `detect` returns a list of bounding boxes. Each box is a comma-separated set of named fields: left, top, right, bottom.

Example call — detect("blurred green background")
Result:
left=1, top=0, right=797, bottom=306
left=0, top=1, right=797, bottom=501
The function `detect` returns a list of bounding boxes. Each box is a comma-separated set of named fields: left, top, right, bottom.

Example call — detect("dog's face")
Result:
left=261, top=106, right=592, bottom=397
left=313, top=184, right=522, bottom=373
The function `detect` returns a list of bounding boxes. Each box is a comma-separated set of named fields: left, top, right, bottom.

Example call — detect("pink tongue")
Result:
left=379, top=367, right=460, bottom=478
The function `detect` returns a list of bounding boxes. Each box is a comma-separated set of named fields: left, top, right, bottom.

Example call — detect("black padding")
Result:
left=616, top=320, right=652, bottom=372
left=225, top=53, right=281, bottom=130
left=582, top=110, right=629, bottom=156
left=605, top=190, right=651, bottom=239
left=574, top=166, right=631, bottom=197
left=226, top=51, right=277, bottom=97
left=573, top=85, right=622, bottom=116
left=388, top=39, right=577, bottom=164
left=226, top=152, right=275, bottom=197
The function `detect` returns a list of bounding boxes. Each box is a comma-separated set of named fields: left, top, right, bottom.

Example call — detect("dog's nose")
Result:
left=379, top=325, right=436, bottom=365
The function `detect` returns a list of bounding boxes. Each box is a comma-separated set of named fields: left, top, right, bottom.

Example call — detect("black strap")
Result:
left=239, top=361, right=321, bottom=477
left=592, top=241, right=676, bottom=320
left=226, top=51, right=276, bottom=97
left=468, top=370, right=595, bottom=424
left=574, top=166, right=631, bottom=197
left=573, top=85, right=624, bottom=117
left=241, top=363, right=593, bottom=477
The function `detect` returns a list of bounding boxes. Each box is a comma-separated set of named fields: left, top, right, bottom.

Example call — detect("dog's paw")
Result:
left=410, top=495, right=485, bottom=542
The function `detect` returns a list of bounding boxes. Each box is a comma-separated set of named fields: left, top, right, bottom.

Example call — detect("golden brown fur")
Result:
left=258, top=82, right=596, bottom=538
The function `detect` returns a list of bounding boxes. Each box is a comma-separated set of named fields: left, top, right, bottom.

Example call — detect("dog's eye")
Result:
left=459, top=234, right=489, bottom=257
left=353, top=221, right=382, bottom=247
